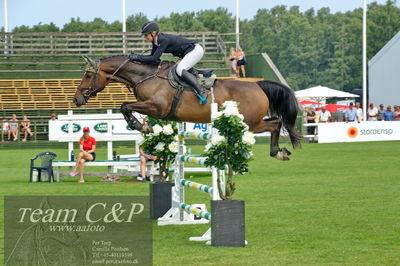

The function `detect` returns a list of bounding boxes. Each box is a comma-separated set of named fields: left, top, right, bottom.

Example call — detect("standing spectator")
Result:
left=345, top=102, right=358, bottom=123
left=393, top=106, right=400, bottom=121
left=69, top=127, right=96, bottom=183
left=318, top=106, right=331, bottom=123
left=382, top=106, right=394, bottom=121
left=306, top=106, right=316, bottom=134
left=1, top=118, right=9, bottom=142
left=21, top=115, right=33, bottom=142
left=377, top=104, right=385, bottom=121
left=236, top=47, right=247, bottom=78
left=367, top=103, right=379, bottom=121
left=229, top=48, right=239, bottom=77
left=355, top=102, right=363, bottom=122
left=50, top=113, right=57, bottom=120
left=9, top=114, right=19, bottom=141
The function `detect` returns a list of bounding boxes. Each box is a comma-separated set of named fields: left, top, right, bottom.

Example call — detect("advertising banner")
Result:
left=318, top=121, right=400, bottom=143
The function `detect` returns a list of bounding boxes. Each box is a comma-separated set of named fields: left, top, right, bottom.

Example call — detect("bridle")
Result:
left=79, top=58, right=169, bottom=101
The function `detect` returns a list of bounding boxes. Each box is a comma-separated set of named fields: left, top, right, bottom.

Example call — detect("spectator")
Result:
left=355, top=102, right=363, bottom=122
left=1, top=118, right=9, bottom=142
left=50, top=113, right=57, bottom=120
left=367, top=103, right=379, bottom=121
left=306, top=106, right=316, bottom=134
left=138, top=147, right=157, bottom=182
left=21, top=115, right=33, bottom=142
left=393, top=106, right=400, bottom=121
left=382, top=106, right=394, bottom=121
left=377, top=104, right=385, bottom=121
left=9, top=114, right=19, bottom=141
left=318, top=106, right=331, bottom=123
left=229, top=48, right=239, bottom=77
left=345, top=102, right=359, bottom=123
left=69, top=127, right=96, bottom=183
left=236, top=47, right=247, bottom=78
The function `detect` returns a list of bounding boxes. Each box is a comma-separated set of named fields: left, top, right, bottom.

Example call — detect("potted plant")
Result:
left=139, top=118, right=184, bottom=219
left=203, top=101, right=255, bottom=247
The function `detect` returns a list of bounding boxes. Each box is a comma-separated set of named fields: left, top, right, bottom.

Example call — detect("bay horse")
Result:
left=73, top=55, right=301, bottom=160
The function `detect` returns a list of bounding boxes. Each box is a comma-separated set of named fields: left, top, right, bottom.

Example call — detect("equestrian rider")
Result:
left=128, top=21, right=209, bottom=104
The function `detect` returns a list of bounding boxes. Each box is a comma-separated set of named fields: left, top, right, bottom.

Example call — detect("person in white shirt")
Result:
left=355, top=102, right=363, bottom=122
left=1, top=118, right=9, bottom=142
left=367, top=103, right=378, bottom=121
left=319, top=106, right=331, bottom=122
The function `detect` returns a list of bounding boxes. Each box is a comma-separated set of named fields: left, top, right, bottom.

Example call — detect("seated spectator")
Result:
left=21, top=115, right=33, bottom=142
left=1, top=118, right=9, bottom=142
left=367, top=103, right=379, bottom=121
left=377, top=104, right=385, bottom=121
left=138, top=147, right=156, bottom=182
left=382, top=106, right=394, bottom=121
left=50, top=113, right=57, bottom=120
left=69, top=127, right=96, bottom=183
left=345, top=102, right=359, bottom=123
left=393, top=106, right=400, bottom=121
left=318, top=106, right=331, bottom=123
left=9, top=114, right=19, bottom=141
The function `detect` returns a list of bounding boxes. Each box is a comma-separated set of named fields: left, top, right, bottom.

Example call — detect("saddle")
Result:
left=168, top=65, right=216, bottom=91
left=164, top=65, right=217, bottom=122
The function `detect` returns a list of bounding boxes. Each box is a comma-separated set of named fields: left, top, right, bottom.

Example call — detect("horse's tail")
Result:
left=257, top=80, right=302, bottom=148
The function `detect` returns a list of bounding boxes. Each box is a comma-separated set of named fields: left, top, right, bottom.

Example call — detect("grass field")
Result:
left=0, top=141, right=399, bottom=265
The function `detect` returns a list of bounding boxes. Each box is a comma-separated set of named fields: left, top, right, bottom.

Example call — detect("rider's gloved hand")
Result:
left=128, top=54, right=139, bottom=61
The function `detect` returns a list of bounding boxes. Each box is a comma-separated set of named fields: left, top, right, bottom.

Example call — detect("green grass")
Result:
left=0, top=141, right=399, bottom=265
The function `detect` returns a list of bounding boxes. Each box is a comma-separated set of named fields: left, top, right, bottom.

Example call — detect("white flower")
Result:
left=168, top=141, right=178, bottom=153
left=245, top=151, right=254, bottom=159
left=211, top=134, right=226, bottom=146
left=155, top=142, right=165, bottom=151
left=242, top=131, right=256, bottom=145
left=174, top=135, right=180, bottom=141
left=152, top=124, right=163, bottom=136
left=137, top=135, right=145, bottom=145
left=222, top=101, right=238, bottom=109
left=163, top=124, right=174, bottom=135
left=237, top=113, right=245, bottom=121
left=241, top=121, right=249, bottom=132
left=204, top=143, right=213, bottom=152
left=223, top=105, right=240, bottom=117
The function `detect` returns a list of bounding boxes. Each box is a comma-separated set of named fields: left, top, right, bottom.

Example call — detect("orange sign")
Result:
left=347, top=126, right=359, bottom=138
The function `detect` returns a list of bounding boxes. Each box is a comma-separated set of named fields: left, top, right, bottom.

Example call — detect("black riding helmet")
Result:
left=140, top=21, right=159, bottom=36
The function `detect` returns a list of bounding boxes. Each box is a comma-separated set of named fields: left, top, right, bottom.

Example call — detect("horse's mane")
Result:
left=100, top=54, right=175, bottom=70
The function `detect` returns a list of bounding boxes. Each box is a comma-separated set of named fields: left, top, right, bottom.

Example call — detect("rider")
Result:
left=128, top=21, right=208, bottom=104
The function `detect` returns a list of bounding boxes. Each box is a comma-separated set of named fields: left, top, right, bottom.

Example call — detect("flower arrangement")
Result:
left=203, top=101, right=256, bottom=200
left=139, top=118, right=182, bottom=182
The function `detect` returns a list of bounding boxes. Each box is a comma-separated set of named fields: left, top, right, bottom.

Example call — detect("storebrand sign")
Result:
left=318, top=121, right=400, bottom=143
left=4, top=196, right=152, bottom=266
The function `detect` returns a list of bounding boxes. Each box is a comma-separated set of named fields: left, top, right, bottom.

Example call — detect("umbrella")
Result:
left=296, top=86, right=359, bottom=100
left=299, top=100, right=320, bottom=105
left=316, top=104, right=349, bottom=113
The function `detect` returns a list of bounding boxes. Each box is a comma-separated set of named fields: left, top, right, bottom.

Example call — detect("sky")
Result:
left=0, top=0, right=392, bottom=31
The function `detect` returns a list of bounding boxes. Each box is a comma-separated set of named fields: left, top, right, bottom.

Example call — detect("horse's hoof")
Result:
left=281, top=147, right=292, bottom=156
left=274, top=150, right=290, bottom=161
left=141, top=124, right=153, bottom=134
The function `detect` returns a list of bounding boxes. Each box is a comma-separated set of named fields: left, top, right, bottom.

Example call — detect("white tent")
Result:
left=295, top=86, right=359, bottom=101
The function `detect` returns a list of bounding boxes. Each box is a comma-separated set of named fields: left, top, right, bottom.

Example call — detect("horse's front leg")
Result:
left=120, top=101, right=154, bottom=133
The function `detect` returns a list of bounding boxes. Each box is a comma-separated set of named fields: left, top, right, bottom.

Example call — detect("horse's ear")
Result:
left=82, top=55, right=97, bottom=72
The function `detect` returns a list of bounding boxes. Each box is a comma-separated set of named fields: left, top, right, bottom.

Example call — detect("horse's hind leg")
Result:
left=253, top=117, right=291, bottom=161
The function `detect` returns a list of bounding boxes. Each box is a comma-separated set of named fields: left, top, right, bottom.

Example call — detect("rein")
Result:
left=133, top=61, right=169, bottom=94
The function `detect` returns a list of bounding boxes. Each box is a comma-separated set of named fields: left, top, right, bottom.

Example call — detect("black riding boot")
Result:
left=180, top=69, right=209, bottom=104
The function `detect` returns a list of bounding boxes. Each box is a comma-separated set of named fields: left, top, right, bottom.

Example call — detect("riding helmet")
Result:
left=140, top=21, right=159, bottom=36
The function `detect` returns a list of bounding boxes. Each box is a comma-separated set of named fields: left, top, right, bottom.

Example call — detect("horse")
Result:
left=73, top=55, right=301, bottom=160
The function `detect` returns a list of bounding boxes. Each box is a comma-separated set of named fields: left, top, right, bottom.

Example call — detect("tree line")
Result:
left=2, top=1, right=399, bottom=91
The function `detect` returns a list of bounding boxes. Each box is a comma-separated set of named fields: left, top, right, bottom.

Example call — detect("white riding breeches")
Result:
left=176, top=44, right=204, bottom=76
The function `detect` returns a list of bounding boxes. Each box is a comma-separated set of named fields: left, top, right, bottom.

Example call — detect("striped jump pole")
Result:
left=180, top=203, right=211, bottom=220
left=178, top=155, right=207, bottom=165
left=178, top=131, right=211, bottom=140
left=180, top=179, right=213, bottom=196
